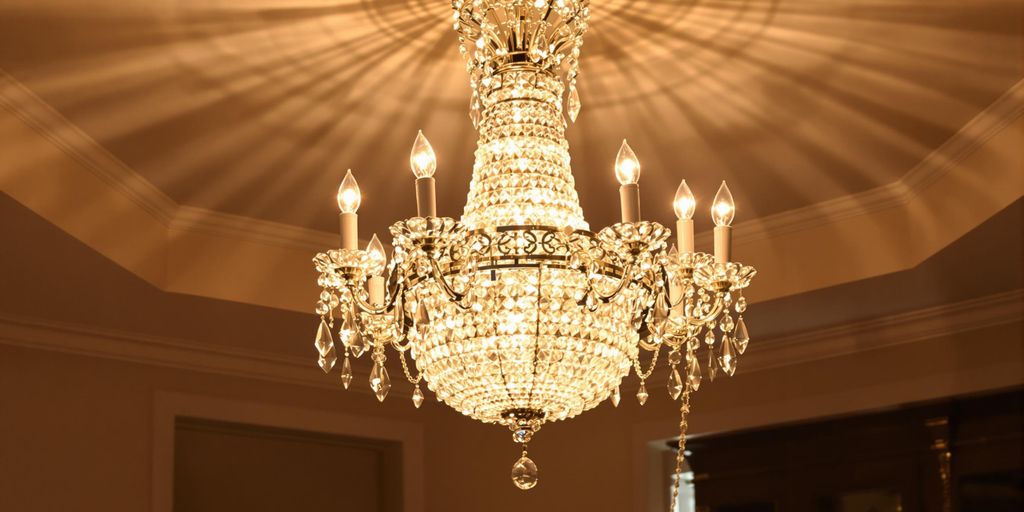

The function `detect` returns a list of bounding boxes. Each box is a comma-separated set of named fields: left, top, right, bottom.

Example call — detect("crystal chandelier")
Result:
left=311, top=0, right=756, bottom=499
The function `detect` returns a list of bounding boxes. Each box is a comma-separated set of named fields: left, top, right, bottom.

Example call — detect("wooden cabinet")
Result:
left=684, top=389, right=1022, bottom=512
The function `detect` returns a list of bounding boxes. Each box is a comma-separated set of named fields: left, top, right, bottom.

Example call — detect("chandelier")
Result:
left=311, top=0, right=756, bottom=501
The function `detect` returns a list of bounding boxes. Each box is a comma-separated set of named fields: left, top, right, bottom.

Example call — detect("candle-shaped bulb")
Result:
left=365, top=234, right=386, bottom=275
left=711, top=181, right=735, bottom=226
left=337, top=169, right=361, bottom=213
left=409, top=130, right=436, bottom=178
left=673, top=179, right=696, bottom=220
left=614, top=139, right=641, bottom=185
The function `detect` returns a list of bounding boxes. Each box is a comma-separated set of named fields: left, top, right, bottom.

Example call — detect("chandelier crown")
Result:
left=453, top=0, right=590, bottom=116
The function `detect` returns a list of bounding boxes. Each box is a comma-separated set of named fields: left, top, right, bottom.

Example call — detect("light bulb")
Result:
left=614, top=139, right=640, bottom=185
left=410, top=130, right=436, bottom=178
left=365, top=234, right=386, bottom=274
left=673, top=179, right=696, bottom=220
left=337, top=169, right=361, bottom=214
left=711, top=181, right=735, bottom=226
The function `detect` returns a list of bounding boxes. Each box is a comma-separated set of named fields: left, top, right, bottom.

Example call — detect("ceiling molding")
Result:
left=698, top=79, right=1024, bottom=247
left=1, top=290, right=1019, bottom=399
left=0, top=69, right=336, bottom=253
left=0, top=71, right=177, bottom=224
left=2, top=68, right=1021, bottom=311
left=743, top=289, right=1024, bottom=374
left=0, top=309, right=381, bottom=396
left=638, top=289, right=1024, bottom=388
left=4, top=68, right=1022, bottom=256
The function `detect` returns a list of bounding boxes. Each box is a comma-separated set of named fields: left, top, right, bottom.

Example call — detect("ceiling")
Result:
left=0, top=0, right=1020, bottom=238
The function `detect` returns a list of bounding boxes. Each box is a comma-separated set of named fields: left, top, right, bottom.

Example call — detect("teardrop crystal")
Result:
left=318, top=345, right=337, bottom=373
left=734, top=316, right=750, bottom=354
left=735, top=296, right=747, bottom=313
left=610, top=385, right=621, bottom=407
left=567, top=84, right=581, bottom=123
left=636, top=382, right=649, bottom=405
left=719, top=336, right=738, bottom=377
left=338, top=311, right=354, bottom=348
left=511, top=455, right=539, bottom=490
left=394, top=296, right=406, bottom=330
left=668, top=367, right=683, bottom=400
left=652, top=293, right=669, bottom=326
left=340, top=357, right=353, bottom=389
left=369, top=363, right=391, bottom=402
left=314, top=318, right=334, bottom=357
left=687, top=354, right=702, bottom=391
left=707, top=348, right=718, bottom=382
left=349, top=328, right=368, bottom=359
left=704, top=330, right=715, bottom=346
left=412, top=386, right=424, bottom=408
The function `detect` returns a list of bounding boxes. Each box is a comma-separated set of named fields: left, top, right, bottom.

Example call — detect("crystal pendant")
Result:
left=369, top=362, right=391, bottom=402
left=636, top=382, right=649, bottom=405
left=567, top=84, right=581, bottom=123
left=415, top=302, right=431, bottom=329
left=318, top=346, right=337, bottom=373
left=734, top=316, right=749, bottom=354
left=719, top=336, right=737, bottom=377
left=469, top=107, right=480, bottom=129
left=687, top=354, right=702, bottom=391
left=735, top=296, right=747, bottom=313
left=394, top=296, right=405, bottom=329
left=348, top=329, right=368, bottom=359
left=707, top=349, right=718, bottom=382
left=651, top=294, right=669, bottom=330
left=704, top=330, right=715, bottom=346
left=412, top=386, right=424, bottom=408
left=511, top=455, right=539, bottom=490
left=668, top=349, right=683, bottom=365
left=667, top=367, right=683, bottom=400
left=340, top=356, right=353, bottom=389
left=314, top=318, right=334, bottom=356
left=610, top=385, right=621, bottom=407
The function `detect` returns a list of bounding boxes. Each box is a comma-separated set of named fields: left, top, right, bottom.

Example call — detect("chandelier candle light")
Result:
left=311, top=0, right=756, bottom=501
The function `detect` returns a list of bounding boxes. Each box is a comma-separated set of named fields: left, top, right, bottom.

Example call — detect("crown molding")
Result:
left=2, top=69, right=1021, bottom=311
left=3, top=68, right=1021, bottom=261
left=0, top=70, right=338, bottom=253
left=0, top=311, right=374, bottom=395
left=697, top=79, right=1024, bottom=247
left=0, top=71, right=177, bottom=224
left=742, top=289, right=1024, bottom=373
left=632, top=289, right=1024, bottom=389
left=1, top=290, right=1019, bottom=398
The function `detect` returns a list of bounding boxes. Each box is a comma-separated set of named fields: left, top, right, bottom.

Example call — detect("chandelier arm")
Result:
left=427, top=257, right=472, bottom=309
left=582, top=262, right=634, bottom=304
left=683, top=293, right=727, bottom=326
left=346, top=279, right=405, bottom=316
left=390, top=331, right=413, bottom=352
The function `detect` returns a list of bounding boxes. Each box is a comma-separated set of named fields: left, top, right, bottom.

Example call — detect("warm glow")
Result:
left=711, top=181, right=735, bottom=226
left=409, top=130, right=437, bottom=178
left=310, top=0, right=758, bottom=495
left=673, top=179, right=696, bottom=220
left=337, top=169, right=361, bottom=213
left=614, top=139, right=641, bottom=185
left=365, top=234, right=386, bottom=274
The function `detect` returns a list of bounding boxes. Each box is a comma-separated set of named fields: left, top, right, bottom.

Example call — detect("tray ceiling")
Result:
left=0, top=0, right=1021, bottom=238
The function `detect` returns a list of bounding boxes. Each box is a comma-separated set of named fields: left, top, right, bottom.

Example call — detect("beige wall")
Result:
left=2, top=317, right=1020, bottom=512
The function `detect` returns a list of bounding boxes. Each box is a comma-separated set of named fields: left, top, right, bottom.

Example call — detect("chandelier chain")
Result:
left=669, top=387, right=692, bottom=512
